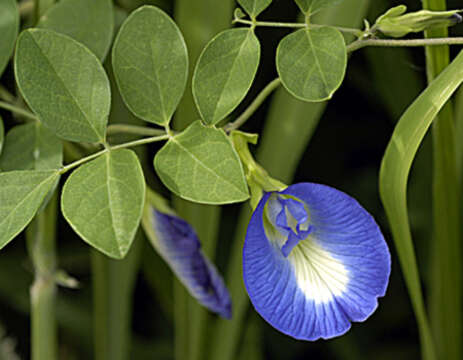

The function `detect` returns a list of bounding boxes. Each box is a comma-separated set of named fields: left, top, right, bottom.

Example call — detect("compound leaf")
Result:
left=61, top=149, right=145, bottom=259
left=193, top=28, right=260, bottom=125
left=0, top=122, right=62, bottom=171
left=0, top=170, right=58, bottom=249
left=276, top=27, right=346, bottom=102
left=154, top=120, right=249, bottom=204
left=15, top=29, right=111, bottom=143
left=0, top=0, right=19, bottom=76
left=38, top=0, right=114, bottom=61
left=112, top=5, right=188, bottom=126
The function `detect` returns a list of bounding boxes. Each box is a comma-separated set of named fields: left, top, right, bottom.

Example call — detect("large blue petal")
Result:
left=243, top=183, right=390, bottom=340
left=148, top=209, right=231, bottom=319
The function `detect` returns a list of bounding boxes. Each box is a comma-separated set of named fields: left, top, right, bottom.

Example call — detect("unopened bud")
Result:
left=375, top=5, right=462, bottom=38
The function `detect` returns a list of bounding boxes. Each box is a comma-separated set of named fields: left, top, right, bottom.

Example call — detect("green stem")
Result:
left=423, top=1, right=461, bottom=360
left=27, top=191, right=58, bottom=360
left=233, top=18, right=362, bottom=35
left=59, top=134, right=170, bottom=174
left=0, top=86, right=15, bottom=103
left=347, top=37, right=463, bottom=53
left=173, top=1, right=234, bottom=359
left=92, top=237, right=142, bottom=360
left=106, top=124, right=167, bottom=137
left=225, top=78, right=281, bottom=132
left=0, top=101, right=38, bottom=121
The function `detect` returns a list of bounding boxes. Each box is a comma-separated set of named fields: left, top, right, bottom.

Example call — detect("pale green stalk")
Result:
left=422, top=1, right=461, bottom=360
left=27, top=3, right=57, bottom=359
left=92, top=237, right=141, bottom=360
left=209, top=2, right=370, bottom=360
left=27, top=192, right=58, bottom=360
left=172, top=1, right=234, bottom=360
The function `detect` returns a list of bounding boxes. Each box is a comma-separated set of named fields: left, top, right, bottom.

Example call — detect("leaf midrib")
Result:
left=170, top=134, right=246, bottom=196
left=27, top=30, right=103, bottom=141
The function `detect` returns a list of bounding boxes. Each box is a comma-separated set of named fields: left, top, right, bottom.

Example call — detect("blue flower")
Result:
left=243, top=183, right=391, bottom=340
left=144, top=207, right=232, bottom=319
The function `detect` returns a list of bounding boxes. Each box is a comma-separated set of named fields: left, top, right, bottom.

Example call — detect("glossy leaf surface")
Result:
left=193, top=28, right=260, bottom=125
left=276, top=27, right=346, bottom=102
left=61, top=149, right=145, bottom=259
left=154, top=120, right=249, bottom=204
left=38, top=0, right=114, bottom=61
left=15, top=29, right=111, bottom=143
left=112, top=5, right=188, bottom=126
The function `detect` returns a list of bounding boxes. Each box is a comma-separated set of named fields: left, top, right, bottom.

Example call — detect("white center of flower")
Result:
left=288, top=237, right=349, bottom=303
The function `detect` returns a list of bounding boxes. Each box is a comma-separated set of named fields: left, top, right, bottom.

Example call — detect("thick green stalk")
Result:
left=92, top=236, right=141, bottom=360
left=422, top=1, right=461, bottom=360
left=209, top=2, right=370, bottom=360
left=173, top=1, right=234, bottom=360
left=27, top=192, right=58, bottom=360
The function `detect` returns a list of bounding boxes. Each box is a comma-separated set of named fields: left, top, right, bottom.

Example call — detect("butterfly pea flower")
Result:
left=243, top=183, right=391, bottom=340
left=142, top=191, right=231, bottom=319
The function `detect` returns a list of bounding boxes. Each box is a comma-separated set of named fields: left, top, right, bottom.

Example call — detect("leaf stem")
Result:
left=106, top=124, right=167, bottom=137
left=59, top=134, right=170, bottom=174
left=0, top=101, right=38, bottom=121
left=0, top=85, right=16, bottom=103
left=233, top=18, right=362, bottom=35
left=225, top=78, right=281, bottom=132
left=347, top=37, right=463, bottom=53
left=27, top=191, right=59, bottom=360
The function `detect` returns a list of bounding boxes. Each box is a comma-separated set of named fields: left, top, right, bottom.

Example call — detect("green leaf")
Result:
left=192, top=28, right=260, bottom=125
left=0, top=117, right=4, bottom=157
left=61, top=149, right=145, bottom=259
left=15, top=29, right=111, bottom=143
left=154, top=120, right=249, bottom=204
left=294, top=0, right=343, bottom=15
left=276, top=27, right=346, bottom=102
left=0, top=122, right=62, bottom=171
left=379, top=49, right=463, bottom=360
left=112, top=5, right=188, bottom=126
left=238, top=0, right=272, bottom=18
left=0, top=170, right=59, bottom=249
left=0, top=0, right=19, bottom=76
left=38, top=0, right=114, bottom=61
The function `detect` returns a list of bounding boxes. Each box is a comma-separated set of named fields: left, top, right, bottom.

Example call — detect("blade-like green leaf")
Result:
left=379, top=50, right=463, bottom=360
left=238, top=0, right=272, bottom=18
left=112, top=5, right=188, bottom=126
left=38, top=0, right=114, bottom=61
left=0, top=0, right=19, bottom=76
left=0, top=117, right=4, bottom=157
left=0, top=123, right=62, bottom=171
left=61, top=149, right=145, bottom=259
left=276, top=27, right=346, bottom=102
left=192, top=28, right=260, bottom=125
left=15, top=29, right=111, bottom=143
left=295, top=0, right=343, bottom=15
left=154, top=120, right=249, bottom=204
left=0, top=170, right=59, bottom=249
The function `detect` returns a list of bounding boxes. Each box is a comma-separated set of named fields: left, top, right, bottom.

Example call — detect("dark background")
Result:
left=0, top=0, right=462, bottom=359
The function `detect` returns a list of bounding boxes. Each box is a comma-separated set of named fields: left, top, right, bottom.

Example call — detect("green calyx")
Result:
left=231, top=130, right=286, bottom=209
left=375, top=5, right=462, bottom=38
